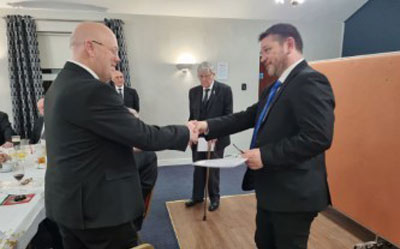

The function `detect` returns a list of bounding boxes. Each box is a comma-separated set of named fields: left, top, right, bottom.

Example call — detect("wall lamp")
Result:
left=176, top=53, right=195, bottom=73
left=176, top=63, right=193, bottom=72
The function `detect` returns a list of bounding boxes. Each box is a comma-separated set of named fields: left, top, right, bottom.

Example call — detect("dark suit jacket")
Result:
left=0, top=111, right=14, bottom=145
left=123, top=87, right=140, bottom=112
left=29, top=116, right=44, bottom=144
left=189, top=81, right=233, bottom=151
left=45, top=62, right=189, bottom=229
left=109, top=82, right=140, bottom=112
left=207, top=61, right=335, bottom=212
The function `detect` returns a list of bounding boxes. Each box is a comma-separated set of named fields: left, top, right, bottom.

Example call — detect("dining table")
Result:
left=0, top=144, right=47, bottom=249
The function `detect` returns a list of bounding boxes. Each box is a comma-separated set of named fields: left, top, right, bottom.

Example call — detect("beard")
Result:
left=265, top=55, right=288, bottom=78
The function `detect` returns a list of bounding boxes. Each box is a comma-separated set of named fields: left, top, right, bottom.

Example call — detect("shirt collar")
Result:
left=115, top=85, right=124, bottom=91
left=68, top=60, right=99, bottom=80
left=278, top=58, right=304, bottom=84
left=203, top=81, right=215, bottom=91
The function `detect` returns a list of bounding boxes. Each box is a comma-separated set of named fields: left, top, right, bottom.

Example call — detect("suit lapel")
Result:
left=206, top=81, right=219, bottom=113
left=122, top=88, right=129, bottom=106
left=259, top=60, right=308, bottom=126
left=194, top=86, right=203, bottom=119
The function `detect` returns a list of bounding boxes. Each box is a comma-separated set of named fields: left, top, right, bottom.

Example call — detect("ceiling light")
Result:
left=7, top=1, right=108, bottom=12
left=274, top=0, right=305, bottom=6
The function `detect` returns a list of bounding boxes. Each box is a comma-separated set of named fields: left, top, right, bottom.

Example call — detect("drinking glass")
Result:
left=13, top=163, right=25, bottom=184
left=11, top=135, right=21, bottom=147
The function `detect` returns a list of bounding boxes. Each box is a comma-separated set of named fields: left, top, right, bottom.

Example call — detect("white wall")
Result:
left=0, top=9, right=344, bottom=165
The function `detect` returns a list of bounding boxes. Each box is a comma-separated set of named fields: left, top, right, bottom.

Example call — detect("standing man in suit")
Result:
left=111, top=69, right=158, bottom=230
left=0, top=111, right=14, bottom=148
left=45, top=22, right=197, bottom=249
left=111, top=70, right=139, bottom=113
left=30, top=97, right=45, bottom=144
left=186, top=61, right=233, bottom=211
left=194, top=23, right=335, bottom=249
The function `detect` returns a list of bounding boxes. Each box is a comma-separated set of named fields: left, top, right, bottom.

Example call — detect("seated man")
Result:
left=28, top=98, right=64, bottom=249
left=30, top=98, right=45, bottom=144
left=0, top=152, right=10, bottom=163
left=0, top=111, right=15, bottom=148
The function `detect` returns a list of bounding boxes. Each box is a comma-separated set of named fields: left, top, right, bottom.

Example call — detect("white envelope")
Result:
left=197, top=137, right=215, bottom=152
left=193, top=157, right=247, bottom=168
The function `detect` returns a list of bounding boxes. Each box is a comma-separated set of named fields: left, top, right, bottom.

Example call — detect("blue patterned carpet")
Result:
left=139, top=164, right=250, bottom=249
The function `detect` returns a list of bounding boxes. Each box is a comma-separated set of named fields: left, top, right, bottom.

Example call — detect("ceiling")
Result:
left=0, top=0, right=368, bottom=22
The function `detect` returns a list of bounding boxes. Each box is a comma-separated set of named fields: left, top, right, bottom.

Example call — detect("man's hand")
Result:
left=242, top=149, right=263, bottom=170
left=127, top=108, right=139, bottom=118
left=194, top=121, right=208, bottom=135
left=187, top=121, right=199, bottom=145
left=1, top=141, right=13, bottom=149
left=0, top=152, right=10, bottom=163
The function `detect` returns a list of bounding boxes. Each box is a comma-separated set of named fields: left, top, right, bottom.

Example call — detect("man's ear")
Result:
left=286, top=37, right=296, bottom=52
left=84, top=40, right=95, bottom=57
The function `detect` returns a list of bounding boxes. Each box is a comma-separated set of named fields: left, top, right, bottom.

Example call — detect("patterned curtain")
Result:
left=5, top=15, right=43, bottom=138
left=104, top=18, right=132, bottom=87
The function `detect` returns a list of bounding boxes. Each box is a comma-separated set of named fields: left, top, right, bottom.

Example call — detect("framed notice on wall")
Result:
left=216, top=62, right=228, bottom=80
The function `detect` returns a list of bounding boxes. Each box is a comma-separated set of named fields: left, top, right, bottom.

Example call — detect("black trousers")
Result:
left=191, top=149, right=224, bottom=202
left=58, top=222, right=138, bottom=249
left=134, top=150, right=158, bottom=200
left=133, top=150, right=158, bottom=230
left=31, top=218, right=64, bottom=249
left=255, top=208, right=318, bottom=249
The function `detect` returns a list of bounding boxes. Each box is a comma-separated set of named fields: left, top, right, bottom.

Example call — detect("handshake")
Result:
left=186, top=120, right=208, bottom=145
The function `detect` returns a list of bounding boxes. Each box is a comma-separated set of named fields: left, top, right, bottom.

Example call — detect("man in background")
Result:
left=0, top=111, right=15, bottom=148
left=194, top=23, right=335, bottom=248
left=45, top=22, right=197, bottom=249
left=111, top=69, right=158, bottom=230
left=111, top=70, right=140, bottom=113
left=186, top=61, right=233, bottom=211
left=30, top=98, right=45, bottom=144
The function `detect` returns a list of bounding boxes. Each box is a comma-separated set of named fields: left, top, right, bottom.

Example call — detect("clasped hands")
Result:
left=186, top=120, right=207, bottom=146
left=186, top=121, right=264, bottom=170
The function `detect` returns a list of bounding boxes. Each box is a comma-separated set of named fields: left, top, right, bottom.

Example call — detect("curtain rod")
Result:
left=34, top=18, right=103, bottom=23
left=2, top=17, right=103, bottom=23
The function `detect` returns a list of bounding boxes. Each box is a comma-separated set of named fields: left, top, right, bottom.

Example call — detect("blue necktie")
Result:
left=250, top=80, right=282, bottom=149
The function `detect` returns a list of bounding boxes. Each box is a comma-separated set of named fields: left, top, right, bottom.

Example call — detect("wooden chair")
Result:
left=131, top=243, right=154, bottom=249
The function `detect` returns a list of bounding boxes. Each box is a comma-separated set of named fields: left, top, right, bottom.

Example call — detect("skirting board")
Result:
left=158, top=157, right=192, bottom=167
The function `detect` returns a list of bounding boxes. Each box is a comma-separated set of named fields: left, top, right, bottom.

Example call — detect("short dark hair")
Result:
left=258, top=23, right=303, bottom=53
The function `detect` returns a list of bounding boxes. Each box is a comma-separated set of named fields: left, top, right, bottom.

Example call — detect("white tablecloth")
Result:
left=0, top=165, right=46, bottom=249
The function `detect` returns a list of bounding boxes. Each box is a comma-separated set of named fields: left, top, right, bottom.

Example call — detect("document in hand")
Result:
left=196, top=137, right=215, bottom=152
left=193, top=157, right=247, bottom=168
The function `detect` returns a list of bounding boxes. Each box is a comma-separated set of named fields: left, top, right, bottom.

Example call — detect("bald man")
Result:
left=44, top=22, right=196, bottom=249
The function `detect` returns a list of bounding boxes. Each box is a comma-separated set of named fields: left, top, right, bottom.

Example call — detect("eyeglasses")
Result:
left=198, top=73, right=213, bottom=79
left=91, top=40, right=119, bottom=57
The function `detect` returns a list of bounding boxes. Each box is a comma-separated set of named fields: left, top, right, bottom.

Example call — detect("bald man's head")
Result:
left=70, top=22, right=120, bottom=83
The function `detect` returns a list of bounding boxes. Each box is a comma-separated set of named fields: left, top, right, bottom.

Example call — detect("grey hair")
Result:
left=197, top=61, right=215, bottom=74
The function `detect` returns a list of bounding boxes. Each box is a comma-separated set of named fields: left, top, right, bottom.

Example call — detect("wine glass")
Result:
left=13, top=163, right=25, bottom=184
left=11, top=135, right=21, bottom=147
left=34, top=143, right=46, bottom=168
